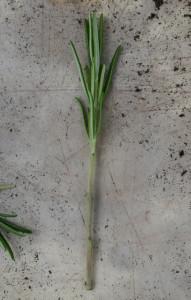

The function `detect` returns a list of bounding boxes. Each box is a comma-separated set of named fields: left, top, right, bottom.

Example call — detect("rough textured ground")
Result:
left=0, top=0, right=191, bottom=299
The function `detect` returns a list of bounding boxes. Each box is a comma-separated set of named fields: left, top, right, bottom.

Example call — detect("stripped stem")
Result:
left=85, top=140, right=96, bottom=290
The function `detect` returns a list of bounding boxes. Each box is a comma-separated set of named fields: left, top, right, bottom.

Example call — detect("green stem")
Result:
left=85, top=140, right=96, bottom=290
left=0, top=184, right=15, bottom=191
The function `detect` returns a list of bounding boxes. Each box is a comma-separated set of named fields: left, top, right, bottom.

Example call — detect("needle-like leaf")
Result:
left=0, top=217, right=32, bottom=236
left=103, top=45, right=123, bottom=97
left=70, top=41, right=91, bottom=104
left=88, top=14, right=93, bottom=62
left=91, top=60, right=95, bottom=98
left=0, top=213, right=17, bottom=218
left=92, top=13, right=100, bottom=76
left=98, top=64, right=106, bottom=102
left=99, top=14, right=104, bottom=55
left=75, top=97, right=89, bottom=137
left=84, top=65, right=91, bottom=90
left=84, top=19, right=89, bottom=53
left=0, top=231, right=14, bottom=260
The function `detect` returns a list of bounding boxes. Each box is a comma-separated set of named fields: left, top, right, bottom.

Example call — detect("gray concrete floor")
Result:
left=0, top=0, right=191, bottom=299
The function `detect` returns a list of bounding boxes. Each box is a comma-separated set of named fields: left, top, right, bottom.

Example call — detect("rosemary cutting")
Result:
left=0, top=183, right=32, bottom=260
left=70, top=12, right=122, bottom=290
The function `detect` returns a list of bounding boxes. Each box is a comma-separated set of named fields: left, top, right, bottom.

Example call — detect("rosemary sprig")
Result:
left=0, top=183, right=32, bottom=260
left=70, top=13, right=122, bottom=290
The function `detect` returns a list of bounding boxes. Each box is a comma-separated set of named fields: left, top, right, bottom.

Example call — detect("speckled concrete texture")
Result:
left=0, top=0, right=191, bottom=299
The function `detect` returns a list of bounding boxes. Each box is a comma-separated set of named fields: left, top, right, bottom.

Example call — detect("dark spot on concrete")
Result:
left=147, top=13, right=159, bottom=20
left=179, top=150, right=184, bottom=157
left=179, top=113, right=185, bottom=117
left=181, top=170, right=187, bottom=176
left=134, top=33, right=140, bottom=41
left=184, top=14, right=191, bottom=18
left=26, top=17, right=31, bottom=23
left=77, top=19, right=82, bottom=24
left=49, top=270, right=52, bottom=274
left=176, top=83, right=183, bottom=88
left=34, top=252, right=39, bottom=261
left=9, top=128, right=13, bottom=132
left=113, top=12, right=118, bottom=19
left=149, top=254, right=153, bottom=261
left=153, top=0, right=164, bottom=10
left=174, top=66, right=179, bottom=71
left=135, top=87, right=142, bottom=92
left=105, top=224, right=109, bottom=229
left=137, top=68, right=150, bottom=76
left=121, top=113, right=125, bottom=118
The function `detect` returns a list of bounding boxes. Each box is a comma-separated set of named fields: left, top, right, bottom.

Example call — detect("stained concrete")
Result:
left=0, top=0, right=191, bottom=299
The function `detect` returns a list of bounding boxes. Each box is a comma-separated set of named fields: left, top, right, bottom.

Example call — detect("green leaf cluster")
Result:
left=0, top=184, right=32, bottom=260
left=70, top=13, right=122, bottom=153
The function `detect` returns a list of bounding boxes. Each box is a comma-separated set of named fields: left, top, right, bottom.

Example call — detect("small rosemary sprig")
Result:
left=0, top=183, right=32, bottom=260
left=70, top=13, right=122, bottom=290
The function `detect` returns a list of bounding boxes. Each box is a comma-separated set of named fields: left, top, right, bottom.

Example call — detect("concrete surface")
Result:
left=0, top=0, right=191, bottom=299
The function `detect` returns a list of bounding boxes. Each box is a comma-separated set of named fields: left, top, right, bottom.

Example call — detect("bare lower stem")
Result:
left=85, top=141, right=96, bottom=290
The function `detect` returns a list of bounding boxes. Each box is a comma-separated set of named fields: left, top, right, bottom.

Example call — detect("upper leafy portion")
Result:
left=70, top=13, right=122, bottom=149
